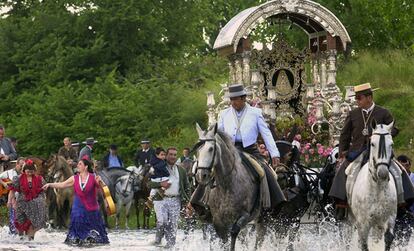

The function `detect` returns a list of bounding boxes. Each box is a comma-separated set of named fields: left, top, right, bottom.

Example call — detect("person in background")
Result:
left=1, top=157, right=25, bottom=234
left=397, top=155, right=414, bottom=212
left=176, top=147, right=193, bottom=164
left=79, top=137, right=98, bottom=161
left=134, top=139, right=155, bottom=167
left=8, top=159, right=47, bottom=240
left=58, top=137, right=78, bottom=168
left=102, top=144, right=124, bottom=169
left=42, top=159, right=109, bottom=246
left=0, top=125, right=17, bottom=172
left=146, top=147, right=169, bottom=207
left=149, top=147, right=191, bottom=248
left=9, top=137, right=18, bottom=154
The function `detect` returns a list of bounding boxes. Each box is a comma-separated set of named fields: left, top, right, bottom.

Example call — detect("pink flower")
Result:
left=323, top=147, right=333, bottom=157
left=318, top=146, right=324, bottom=155
left=309, top=149, right=315, bottom=155
left=316, top=143, right=322, bottom=148
left=305, top=143, right=311, bottom=150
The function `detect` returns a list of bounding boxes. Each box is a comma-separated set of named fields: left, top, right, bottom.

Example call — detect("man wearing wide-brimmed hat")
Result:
left=78, top=137, right=98, bottom=162
left=216, top=83, right=286, bottom=208
left=329, top=83, right=414, bottom=218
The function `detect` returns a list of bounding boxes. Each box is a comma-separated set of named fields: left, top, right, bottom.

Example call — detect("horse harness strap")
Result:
left=194, top=138, right=235, bottom=186
left=194, top=138, right=216, bottom=171
left=369, top=168, right=378, bottom=183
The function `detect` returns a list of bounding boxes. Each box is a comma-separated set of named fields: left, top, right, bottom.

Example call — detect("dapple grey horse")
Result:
left=113, top=166, right=142, bottom=229
left=347, top=122, right=397, bottom=251
left=97, top=167, right=142, bottom=229
left=194, top=124, right=265, bottom=251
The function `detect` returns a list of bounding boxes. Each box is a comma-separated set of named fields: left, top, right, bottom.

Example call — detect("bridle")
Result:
left=191, top=136, right=237, bottom=185
left=369, top=131, right=392, bottom=182
left=192, top=138, right=217, bottom=171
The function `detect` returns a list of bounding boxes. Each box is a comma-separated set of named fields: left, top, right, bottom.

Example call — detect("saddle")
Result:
left=238, top=151, right=274, bottom=209
left=241, top=152, right=265, bottom=179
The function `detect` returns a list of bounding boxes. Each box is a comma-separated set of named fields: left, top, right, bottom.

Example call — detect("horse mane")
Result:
left=216, top=130, right=241, bottom=167
left=57, top=155, right=73, bottom=178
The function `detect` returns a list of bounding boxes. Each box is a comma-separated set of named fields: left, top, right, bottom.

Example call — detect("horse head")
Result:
left=126, top=166, right=144, bottom=191
left=194, top=123, right=218, bottom=186
left=46, top=154, right=72, bottom=182
left=180, top=158, right=195, bottom=177
left=370, top=120, right=394, bottom=182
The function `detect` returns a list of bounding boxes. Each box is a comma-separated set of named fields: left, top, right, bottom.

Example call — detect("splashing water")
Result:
left=0, top=222, right=413, bottom=251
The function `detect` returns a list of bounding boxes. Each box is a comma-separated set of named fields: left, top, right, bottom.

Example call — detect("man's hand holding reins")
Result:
left=272, top=157, right=280, bottom=168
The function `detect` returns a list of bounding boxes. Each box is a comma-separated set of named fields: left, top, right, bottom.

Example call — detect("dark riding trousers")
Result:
left=234, top=143, right=286, bottom=208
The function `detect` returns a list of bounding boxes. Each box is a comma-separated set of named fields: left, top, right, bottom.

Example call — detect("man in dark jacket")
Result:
left=79, top=137, right=97, bottom=161
left=58, top=137, right=78, bottom=168
left=329, top=83, right=414, bottom=218
left=0, top=125, right=17, bottom=172
left=134, top=139, right=155, bottom=167
left=102, top=144, right=124, bottom=169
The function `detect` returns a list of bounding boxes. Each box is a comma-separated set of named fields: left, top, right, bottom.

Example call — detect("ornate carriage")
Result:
left=206, top=0, right=357, bottom=146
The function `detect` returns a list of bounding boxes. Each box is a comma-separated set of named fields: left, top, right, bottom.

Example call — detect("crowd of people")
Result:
left=1, top=82, right=414, bottom=248
left=0, top=122, right=194, bottom=247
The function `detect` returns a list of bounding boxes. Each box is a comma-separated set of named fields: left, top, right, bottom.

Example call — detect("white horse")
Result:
left=347, top=122, right=397, bottom=251
left=114, top=166, right=143, bottom=229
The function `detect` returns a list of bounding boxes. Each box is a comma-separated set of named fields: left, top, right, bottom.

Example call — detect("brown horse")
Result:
left=134, top=164, right=152, bottom=229
left=46, top=154, right=74, bottom=228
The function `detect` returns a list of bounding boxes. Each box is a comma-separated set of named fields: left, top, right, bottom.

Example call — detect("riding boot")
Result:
left=263, top=165, right=286, bottom=208
left=335, top=199, right=348, bottom=221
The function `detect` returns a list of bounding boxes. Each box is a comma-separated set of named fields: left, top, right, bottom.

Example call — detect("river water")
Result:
left=0, top=221, right=413, bottom=251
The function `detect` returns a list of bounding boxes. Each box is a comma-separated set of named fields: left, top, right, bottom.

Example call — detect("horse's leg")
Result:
left=55, top=192, right=63, bottom=229
left=47, top=190, right=57, bottom=228
left=144, top=204, right=151, bottom=229
left=384, top=218, right=396, bottom=251
left=357, top=224, right=370, bottom=251
left=63, top=198, right=70, bottom=228
left=384, top=227, right=394, bottom=251
left=115, top=200, right=121, bottom=230
left=230, top=212, right=250, bottom=251
left=254, top=219, right=266, bottom=250
left=287, top=220, right=301, bottom=251
left=134, top=193, right=140, bottom=229
left=125, top=200, right=133, bottom=230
